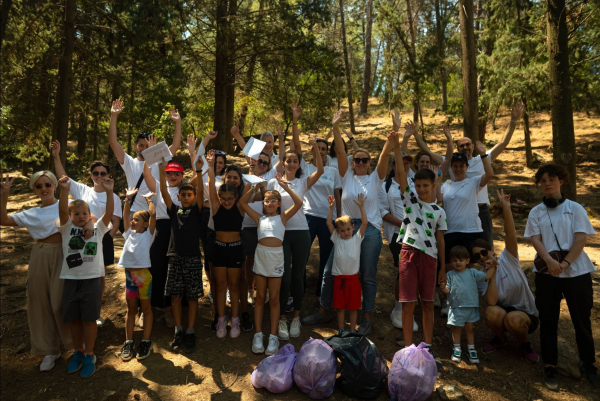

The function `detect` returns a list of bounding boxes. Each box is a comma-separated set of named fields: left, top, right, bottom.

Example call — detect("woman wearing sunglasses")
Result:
left=1, top=171, right=78, bottom=371
left=52, top=141, right=122, bottom=327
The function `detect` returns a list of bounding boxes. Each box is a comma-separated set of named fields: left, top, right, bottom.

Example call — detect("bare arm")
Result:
left=279, top=176, right=303, bottom=225
left=276, top=125, right=285, bottom=171
left=355, top=195, right=368, bottom=237
left=109, top=216, right=120, bottom=237
left=306, top=136, right=324, bottom=188
left=563, top=232, right=588, bottom=269
left=377, top=136, right=394, bottom=180
left=497, top=189, right=518, bottom=258
left=168, top=108, right=183, bottom=155
left=57, top=176, right=70, bottom=225
left=383, top=213, right=404, bottom=227
left=342, top=129, right=360, bottom=151
left=326, top=195, right=335, bottom=234
left=231, top=124, right=252, bottom=165
left=439, top=124, right=454, bottom=175
left=490, top=101, right=524, bottom=161
left=143, top=194, right=157, bottom=235
left=475, top=141, right=494, bottom=187
left=239, top=186, right=262, bottom=225
left=531, top=234, right=563, bottom=276
left=100, top=179, right=115, bottom=227
left=108, top=100, right=126, bottom=165
left=143, top=161, right=157, bottom=193
left=413, top=130, right=445, bottom=166
left=484, top=262, right=498, bottom=280
left=206, top=151, right=220, bottom=214
left=484, top=273, right=498, bottom=305
left=158, top=159, right=173, bottom=210
left=392, top=130, right=408, bottom=191
left=122, top=189, right=135, bottom=230
left=332, top=110, right=348, bottom=176
left=51, top=141, right=67, bottom=178
left=0, top=177, right=17, bottom=226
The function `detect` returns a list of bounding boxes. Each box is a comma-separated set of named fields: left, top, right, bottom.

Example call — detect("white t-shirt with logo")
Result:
left=154, top=179, right=182, bottom=220
left=12, top=201, right=60, bottom=240
left=340, top=170, right=384, bottom=230
left=118, top=228, right=155, bottom=269
left=331, top=230, right=363, bottom=276
left=524, top=199, right=596, bottom=278
left=69, top=180, right=123, bottom=220
left=441, top=175, right=483, bottom=234
left=120, top=154, right=159, bottom=213
left=267, top=177, right=309, bottom=231
left=301, top=162, right=342, bottom=219
left=448, top=150, right=492, bottom=205
left=55, top=218, right=111, bottom=279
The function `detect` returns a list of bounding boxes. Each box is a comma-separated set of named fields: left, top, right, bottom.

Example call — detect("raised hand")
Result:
left=332, top=109, right=342, bottom=126
left=111, top=99, right=124, bottom=116
left=58, top=175, right=70, bottom=189
left=125, top=187, right=139, bottom=199
left=51, top=140, right=61, bottom=158
left=404, top=120, right=417, bottom=137
left=230, top=123, right=240, bottom=137
left=275, top=173, right=291, bottom=187
left=388, top=131, right=400, bottom=146
left=195, top=153, right=204, bottom=171
left=101, top=177, right=114, bottom=192
left=353, top=193, right=366, bottom=207
left=391, top=110, right=402, bottom=131
left=429, top=164, right=441, bottom=180
left=206, top=130, right=218, bottom=141
left=206, top=150, right=215, bottom=167
left=442, top=123, right=452, bottom=141
left=277, top=125, right=284, bottom=139
left=308, top=134, right=317, bottom=147
left=0, top=176, right=15, bottom=195
left=145, top=134, right=157, bottom=148
left=511, top=100, right=524, bottom=121
left=186, top=135, right=197, bottom=154
left=327, top=195, right=335, bottom=209
left=291, top=101, right=303, bottom=121
left=475, top=141, right=486, bottom=156
left=168, top=107, right=181, bottom=124
left=496, top=188, right=511, bottom=207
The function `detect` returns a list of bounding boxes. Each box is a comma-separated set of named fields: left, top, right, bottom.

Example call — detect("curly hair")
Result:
left=534, top=164, right=569, bottom=185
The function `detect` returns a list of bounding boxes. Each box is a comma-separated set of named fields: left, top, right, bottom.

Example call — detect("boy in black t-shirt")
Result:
left=159, top=157, right=205, bottom=354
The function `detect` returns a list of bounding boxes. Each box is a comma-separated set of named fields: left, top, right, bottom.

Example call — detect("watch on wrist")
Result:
left=480, top=154, right=489, bottom=159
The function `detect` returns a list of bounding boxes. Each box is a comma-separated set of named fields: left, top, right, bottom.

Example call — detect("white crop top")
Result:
left=257, top=215, right=286, bottom=241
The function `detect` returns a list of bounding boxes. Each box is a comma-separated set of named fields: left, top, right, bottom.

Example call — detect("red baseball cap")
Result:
left=165, top=162, right=184, bottom=172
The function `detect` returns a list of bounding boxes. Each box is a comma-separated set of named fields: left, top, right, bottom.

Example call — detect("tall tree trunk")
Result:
left=546, top=0, right=576, bottom=199
left=371, top=40, right=381, bottom=96
left=93, top=78, right=100, bottom=160
left=213, top=0, right=229, bottom=150
left=51, top=0, right=77, bottom=168
left=405, top=0, right=419, bottom=123
left=360, top=0, right=373, bottom=115
left=77, top=112, right=87, bottom=155
left=458, top=0, right=479, bottom=141
left=521, top=96, right=534, bottom=168
left=384, top=37, right=392, bottom=106
left=128, top=60, right=135, bottom=155
left=224, top=0, right=237, bottom=153
left=435, top=0, right=448, bottom=111
left=339, top=0, right=356, bottom=134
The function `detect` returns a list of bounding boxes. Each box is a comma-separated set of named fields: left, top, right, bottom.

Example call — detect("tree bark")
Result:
left=128, top=60, right=135, bottom=155
left=51, top=0, right=77, bottom=168
left=371, top=40, right=381, bottom=96
left=546, top=0, right=576, bottom=199
left=93, top=78, right=99, bottom=160
left=339, top=0, right=356, bottom=134
left=458, top=0, right=479, bottom=142
left=521, top=96, right=534, bottom=168
left=213, top=0, right=229, bottom=150
left=406, top=0, right=420, bottom=123
left=360, top=0, right=373, bottom=115
left=435, top=0, right=447, bottom=111
left=224, top=0, right=237, bottom=153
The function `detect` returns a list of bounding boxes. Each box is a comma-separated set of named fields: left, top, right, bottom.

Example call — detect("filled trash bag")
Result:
left=324, top=332, right=389, bottom=399
left=251, top=343, right=297, bottom=393
left=293, top=338, right=337, bottom=399
left=388, top=343, right=438, bottom=401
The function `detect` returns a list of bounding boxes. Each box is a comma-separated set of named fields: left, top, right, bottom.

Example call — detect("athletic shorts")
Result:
left=242, top=227, right=259, bottom=256
left=447, top=306, right=480, bottom=327
left=333, top=274, right=361, bottom=310
left=398, top=245, right=438, bottom=302
left=125, top=268, right=153, bottom=300
left=102, top=232, right=115, bottom=267
left=499, top=305, right=539, bottom=334
left=165, top=255, right=203, bottom=300
left=213, top=240, right=244, bottom=268
left=253, top=244, right=284, bottom=277
left=62, top=278, right=102, bottom=323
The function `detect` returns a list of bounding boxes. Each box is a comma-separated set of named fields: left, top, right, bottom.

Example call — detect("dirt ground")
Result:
left=1, top=101, right=600, bottom=400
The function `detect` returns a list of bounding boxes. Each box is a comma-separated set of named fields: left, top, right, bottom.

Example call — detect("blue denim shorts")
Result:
left=447, top=306, right=480, bottom=327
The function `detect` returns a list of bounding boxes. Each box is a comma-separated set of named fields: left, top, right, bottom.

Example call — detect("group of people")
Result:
left=0, top=100, right=598, bottom=392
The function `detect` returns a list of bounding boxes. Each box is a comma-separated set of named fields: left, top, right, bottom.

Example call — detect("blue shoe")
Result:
left=80, top=354, right=97, bottom=378
left=67, top=350, right=84, bottom=373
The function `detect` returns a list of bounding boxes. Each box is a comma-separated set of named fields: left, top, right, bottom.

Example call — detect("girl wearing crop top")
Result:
left=240, top=175, right=303, bottom=356
left=207, top=151, right=249, bottom=339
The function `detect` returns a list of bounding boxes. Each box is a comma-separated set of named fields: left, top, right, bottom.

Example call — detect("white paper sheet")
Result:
left=242, top=174, right=267, bottom=185
left=242, top=137, right=266, bottom=160
left=142, top=141, right=173, bottom=166
left=193, top=148, right=209, bottom=174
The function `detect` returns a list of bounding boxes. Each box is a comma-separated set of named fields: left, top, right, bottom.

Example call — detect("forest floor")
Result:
left=1, top=100, right=600, bottom=401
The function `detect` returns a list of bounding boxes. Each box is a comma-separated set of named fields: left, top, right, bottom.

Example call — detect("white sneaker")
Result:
left=252, top=332, right=264, bottom=354
left=278, top=319, right=289, bottom=340
left=434, top=292, right=442, bottom=308
left=441, top=301, right=449, bottom=317
left=40, top=353, right=60, bottom=371
left=390, top=309, right=403, bottom=328
left=247, top=291, right=254, bottom=306
left=96, top=316, right=105, bottom=327
left=265, top=334, right=279, bottom=356
left=289, top=317, right=301, bottom=338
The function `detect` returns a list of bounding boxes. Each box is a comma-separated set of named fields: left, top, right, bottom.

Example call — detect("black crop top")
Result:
left=213, top=205, right=244, bottom=232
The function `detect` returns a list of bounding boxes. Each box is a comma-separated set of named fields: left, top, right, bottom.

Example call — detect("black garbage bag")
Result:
left=324, top=332, right=389, bottom=399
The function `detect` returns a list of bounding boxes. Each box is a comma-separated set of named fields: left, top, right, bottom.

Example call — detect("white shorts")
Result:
left=253, top=244, right=284, bottom=278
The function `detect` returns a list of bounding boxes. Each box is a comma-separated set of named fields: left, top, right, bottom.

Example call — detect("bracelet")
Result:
left=563, top=259, right=571, bottom=267
left=195, top=170, right=203, bottom=173
left=124, top=198, right=131, bottom=202
left=480, top=154, right=489, bottom=159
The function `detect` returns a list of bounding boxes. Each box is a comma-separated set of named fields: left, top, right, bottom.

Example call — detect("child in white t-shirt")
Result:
left=326, top=194, right=367, bottom=333
left=55, top=175, right=114, bottom=379
left=117, top=187, right=156, bottom=361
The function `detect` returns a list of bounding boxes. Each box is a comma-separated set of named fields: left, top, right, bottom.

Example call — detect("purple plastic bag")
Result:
left=388, top=343, right=438, bottom=401
left=293, top=338, right=337, bottom=399
left=251, top=343, right=297, bottom=393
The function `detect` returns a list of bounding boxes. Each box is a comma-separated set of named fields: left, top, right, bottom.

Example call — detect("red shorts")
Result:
left=398, top=245, right=438, bottom=302
left=333, top=274, right=361, bottom=310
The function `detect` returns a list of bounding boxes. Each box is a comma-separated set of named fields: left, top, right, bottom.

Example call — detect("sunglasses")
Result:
left=353, top=157, right=370, bottom=164
left=34, top=183, right=53, bottom=189
left=256, top=159, right=269, bottom=166
left=214, top=150, right=227, bottom=156
left=471, top=249, right=489, bottom=262
left=166, top=171, right=182, bottom=176
left=92, top=171, right=108, bottom=177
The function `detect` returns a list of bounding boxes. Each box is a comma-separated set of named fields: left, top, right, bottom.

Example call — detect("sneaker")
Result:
left=230, top=317, right=241, bottom=339
left=289, top=317, right=301, bottom=338
left=216, top=317, right=227, bottom=339
left=210, top=315, right=218, bottom=332
left=67, top=350, right=84, bottom=373
left=137, top=312, right=144, bottom=328
left=425, top=346, right=443, bottom=370
left=136, top=341, right=152, bottom=360
left=96, top=316, right=105, bottom=327
left=164, top=309, right=175, bottom=329
left=543, top=366, right=559, bottom=391
left=519, top=341, right=539, bottom=363
left=434, top=292, right=441, bottom=308
left=468, top=349, right=479, bottom=364
left=451, top=348, right=462, bottom=363
left=265, top=334, right=279, bottom=356
left=302, top=309, right=332, bottom=325
left=338, top=329, right=348, bottom=335
left=357, top=319, right=373, bottom=336
left=286, top=297, right=294, bottom=313
left=184, top=333, right=196, bottom=353
left=171, top=330, right=184, bottom=350
left=482, top=336, right=507, bottom=354
left=440, top=301, right=449, bottom=317
left=241, top=312, right=254, bottom=332
left=580, top=362, right=600, bottom=388
left=80, top=354, right=97, bottom=378
left=278, top=319, right=289, bottom=340
left=247, top=291, right=254, bottom=306
left=120, top=341, right=135, bottom=361
left=252, top=333, right=265, bottom=354
left=390, top=309, right=403, bottom=328
left=40, top=353, right=61, bottom=371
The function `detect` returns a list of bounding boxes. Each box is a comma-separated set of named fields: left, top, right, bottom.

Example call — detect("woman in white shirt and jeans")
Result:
left=524, top=164, right=599, bottom=391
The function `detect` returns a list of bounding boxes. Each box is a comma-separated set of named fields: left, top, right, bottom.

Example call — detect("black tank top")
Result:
left=213, top=205, right=244, bottom=232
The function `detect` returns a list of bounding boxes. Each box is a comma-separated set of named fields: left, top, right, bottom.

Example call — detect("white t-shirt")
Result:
left=327, top=155, right=352, bottom=170
left=448, top=150, right=492, bottom=205
left=154, top=179, right=182, bottom=220
left=12, top=201, right=60, bottom=240
left=55, top=218, right=110, bottom=279
left=301, top=163, right=341, bottom=219
left=524, top=199, right=596, bottom=278
left=396, top=186, right=448, bottom=259
left=69, top=180, right=123, bottom=220
left=118, top=228, right=155, bottom=268
left=120, top=153, right=159, bottom=213
left=340, top=170, right=384, bottom=230
left=379, top=178, right=417, bottom=243
left=441, top=175, right=483, bottom=234
left=242, top=200, right=265, bottom=229
left=331, top=230, right=363, bottom=276
left=267, top=177, right=308, bottom=231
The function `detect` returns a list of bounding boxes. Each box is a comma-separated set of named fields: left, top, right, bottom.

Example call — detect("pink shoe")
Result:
left=482, top=336, right=507, bottom=354
left=230, top=317, right=241, bottom=338
left=520, top=341, right=540, bottom=363
left=216, top=316, right=227, bottom=339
